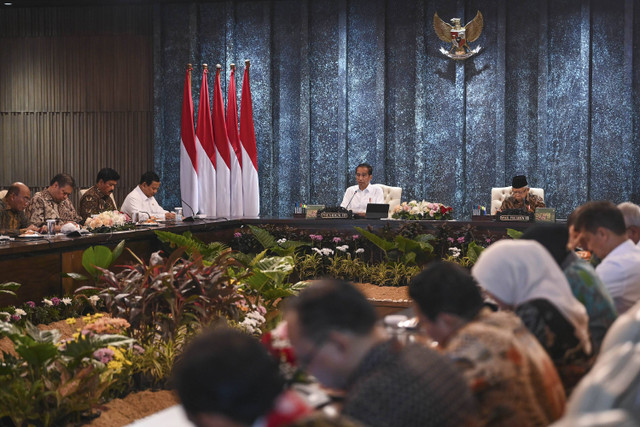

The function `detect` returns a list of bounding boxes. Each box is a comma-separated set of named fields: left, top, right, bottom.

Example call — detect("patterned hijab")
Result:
left=472, top=239, right=591, bottom=355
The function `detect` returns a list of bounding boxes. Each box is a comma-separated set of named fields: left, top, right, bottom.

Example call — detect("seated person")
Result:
left=173, top=328, right=315, bottom=427
left=618, top=201, right=640, bottom=245
left=574, top=201, right=640, bottom=314
left=521, top=223, right=617, bottom=356
left=25, top=173, right=82, bottom=231
left=499, top=175, right=545, bottom=213
left=410, top=261, right=566, bottom=426
left=285, top=278, right=478, bottom=427
left=0, top=183, right=38, bottom=236
left=340, top=163, right=383, bottom=217
left=472, top=239, right=593, bottom=394
left=78, top=167, right=119, bottom=221
left=120, top=171, right=175, bottom=221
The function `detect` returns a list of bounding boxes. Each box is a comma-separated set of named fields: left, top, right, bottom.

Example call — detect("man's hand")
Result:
left=165, top=212, right=176, bottom=220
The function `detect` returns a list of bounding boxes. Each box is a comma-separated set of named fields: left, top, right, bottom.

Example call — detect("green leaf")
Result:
left=466, top=241, right=485, bottom=264
left=354, top=227, right=395, bottom=252
left=247, top=225, right=277, bottom=250
left=111, top=239, right=126, bottom=262
left=61, top=272, right=89, bottom=281
left=506, top=228, right=523, bottom=239
left=0, top=282, right=20, bottom=297
left=82, top=246, right=113, bottom=280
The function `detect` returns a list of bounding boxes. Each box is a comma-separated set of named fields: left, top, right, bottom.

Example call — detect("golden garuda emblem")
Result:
left=434, top=11, right=483, bottom=60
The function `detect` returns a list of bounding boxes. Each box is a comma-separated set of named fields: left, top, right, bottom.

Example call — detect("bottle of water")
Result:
left=174, top=207, right=183, bottom=222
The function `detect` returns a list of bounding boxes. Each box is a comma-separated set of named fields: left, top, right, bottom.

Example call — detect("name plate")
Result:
left=497, top=213, right=534, bottom=222
left=318, top=211, right=350, bottom=219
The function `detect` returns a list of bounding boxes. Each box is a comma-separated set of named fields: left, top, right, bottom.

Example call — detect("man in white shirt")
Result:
left=120, top=171, right=175, bottom=221
left=618, top=201, right=640, bottom=246
left=340, top=163, right=384, bottom=217
left=576, top=201, right=640, bottom=314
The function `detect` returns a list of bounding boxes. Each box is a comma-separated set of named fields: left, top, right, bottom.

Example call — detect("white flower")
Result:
left=336, top=245, right=349, bottom=252
left=312, top=247, right=322, bottom=255
left=448, top=247, right=461, bottom=258
left=88, top=295, right=100, bottom=304
left=277, top=238, right=287, bottom=244
left=43, top=298, right=53, bottom=306
left=320, top=248, right=334, bottom=256
left=61, top=297, right=72, bottom=305
left=355, top=248, right=365, bottom=254
left=15, top=308, right=27, bottom=316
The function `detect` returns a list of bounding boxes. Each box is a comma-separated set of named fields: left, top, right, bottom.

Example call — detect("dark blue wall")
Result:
left=153, top=0, right=640, bottom=219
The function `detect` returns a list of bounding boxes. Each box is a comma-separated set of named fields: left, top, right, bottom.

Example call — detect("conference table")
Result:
left=0, top=216, right=537, bottom=306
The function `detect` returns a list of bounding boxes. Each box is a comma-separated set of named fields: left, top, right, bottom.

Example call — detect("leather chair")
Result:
left=79, top=188, right=117, bottom=210
left=490, top=186, right=544, bottom=215
left=375, top=184, right=402, bottom=217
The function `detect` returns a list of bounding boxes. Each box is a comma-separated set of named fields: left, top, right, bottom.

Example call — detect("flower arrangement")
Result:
left=84, top=210, right=134, bottom=233
left=392, top=200, right=453, bottom=220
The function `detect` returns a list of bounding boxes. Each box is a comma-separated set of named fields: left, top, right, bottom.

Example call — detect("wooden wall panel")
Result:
left=0, top=5, right=153, bottom=207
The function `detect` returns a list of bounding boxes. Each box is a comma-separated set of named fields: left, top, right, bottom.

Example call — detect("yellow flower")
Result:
left=72, top=332, right=80, bottom=340
left=107, top=360, right=123, bottom=373
left=94, top=313, right=104, bottom=319
left=65, top=318, right=76, bottom=325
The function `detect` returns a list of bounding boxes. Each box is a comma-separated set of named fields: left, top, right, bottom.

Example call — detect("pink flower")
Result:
left=310, top=234, right=323, bottom=241
left=457, top=236, right=465, bottom=244
left=485, top=238, right=492, bottom=244
left=93, top=348, right=115, bottom=364
left=332, top=237, right=342, bottom=243
left=447, top=237, right=455, bottom=243
left=11, top=315, right=20, bottom=322
left=51, top=297, right=61, bottom=306
left=352, top=235, right=360, bottom=240
left=26, top=301, right=36, bottom=308
left=234, top=232, right=242, bottom=238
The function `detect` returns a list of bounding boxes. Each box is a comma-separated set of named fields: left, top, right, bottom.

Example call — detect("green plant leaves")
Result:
left=0, top=282, right=21, bottom=297
left=507, top=228, right=523, bottom=239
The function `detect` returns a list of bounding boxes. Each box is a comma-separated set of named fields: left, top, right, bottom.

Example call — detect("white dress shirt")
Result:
left=340, top=184, right=384, bottom=213
left=120, top=185, right=169, bottom=220
left=596, top=239, right=640, bottom=314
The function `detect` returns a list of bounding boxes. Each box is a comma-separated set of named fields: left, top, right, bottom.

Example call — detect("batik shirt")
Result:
left=25, top=189, right=82, bottom=226
left=500, top=194, right=545, bottom=212
left=78, top=185, right=117, bottom=221
left=343, top=340, right=478, bottom=427
left=0, top=197, right=30, bottom=235
left=444, top=308, right=566, bottom=427
left=562, top=251, right=618, bottom=355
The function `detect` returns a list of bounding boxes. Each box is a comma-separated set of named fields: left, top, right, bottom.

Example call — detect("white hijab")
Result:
left=472, top=239, right=591, bottom=355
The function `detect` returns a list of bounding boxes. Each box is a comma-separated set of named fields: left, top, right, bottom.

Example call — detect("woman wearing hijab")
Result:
left=472, top=239, right=592, bottom=394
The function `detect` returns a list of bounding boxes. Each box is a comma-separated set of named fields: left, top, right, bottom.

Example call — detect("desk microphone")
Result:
left=180, top=199, right=197, bottom=222
left=345, top=190, right=358, bottom=210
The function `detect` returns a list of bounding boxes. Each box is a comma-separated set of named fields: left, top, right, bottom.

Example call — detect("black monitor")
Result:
left=365, top=203, right=389, bottom=219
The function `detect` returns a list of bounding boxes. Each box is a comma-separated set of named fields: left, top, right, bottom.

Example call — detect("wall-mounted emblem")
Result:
left=434, top=11, right=483, bottom=60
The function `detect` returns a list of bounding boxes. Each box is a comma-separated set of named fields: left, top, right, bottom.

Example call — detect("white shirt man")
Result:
left=340, top=163, right=384, bottom=217
left=120, top=171, right=175, bottom=221
left=578, top=201, right=640, bottom=314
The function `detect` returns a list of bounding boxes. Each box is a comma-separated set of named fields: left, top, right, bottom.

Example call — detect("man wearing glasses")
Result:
left=500, top=175, right=545, bottom=213
left=285, top=279, right=478, bottom=427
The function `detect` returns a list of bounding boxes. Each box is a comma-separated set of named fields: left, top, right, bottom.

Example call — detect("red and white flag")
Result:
left=240, top=60, right=259, bottom=217
left=213, top=65, right=231, bottom=217
left=226, top=65, right=244, bottom=217
left=179, top=65, right=198, bottom=218
left=196, top=66, right=217, bottom=216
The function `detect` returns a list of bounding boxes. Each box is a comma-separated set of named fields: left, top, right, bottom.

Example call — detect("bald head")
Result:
left=6, top=182, right=31, bottom=211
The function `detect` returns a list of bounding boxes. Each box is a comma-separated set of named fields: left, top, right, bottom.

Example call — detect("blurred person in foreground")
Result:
left=617, top=201, right=640, bottom=246
left=521, top=223, right=617, bottom=356
left=410, top=261, right=566, bottom=426
left=0, top=182, right=38, bottom=236
left=173, top=328, right=315, bottom=427
left=472, top=239, right=592, bottom=393
left=285, top=279, right=478, bottom=427
left=574, top=201, right=640, bottom=314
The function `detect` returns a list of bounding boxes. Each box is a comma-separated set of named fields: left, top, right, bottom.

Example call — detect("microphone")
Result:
left=180, top=199, right=197, bottom=221
left=345, top=190, right=358, bottom=210
left=135, top=211, right=152, bottom=222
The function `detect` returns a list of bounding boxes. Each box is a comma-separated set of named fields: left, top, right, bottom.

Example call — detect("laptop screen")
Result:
left=365, top=203, right=390, bottom=219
